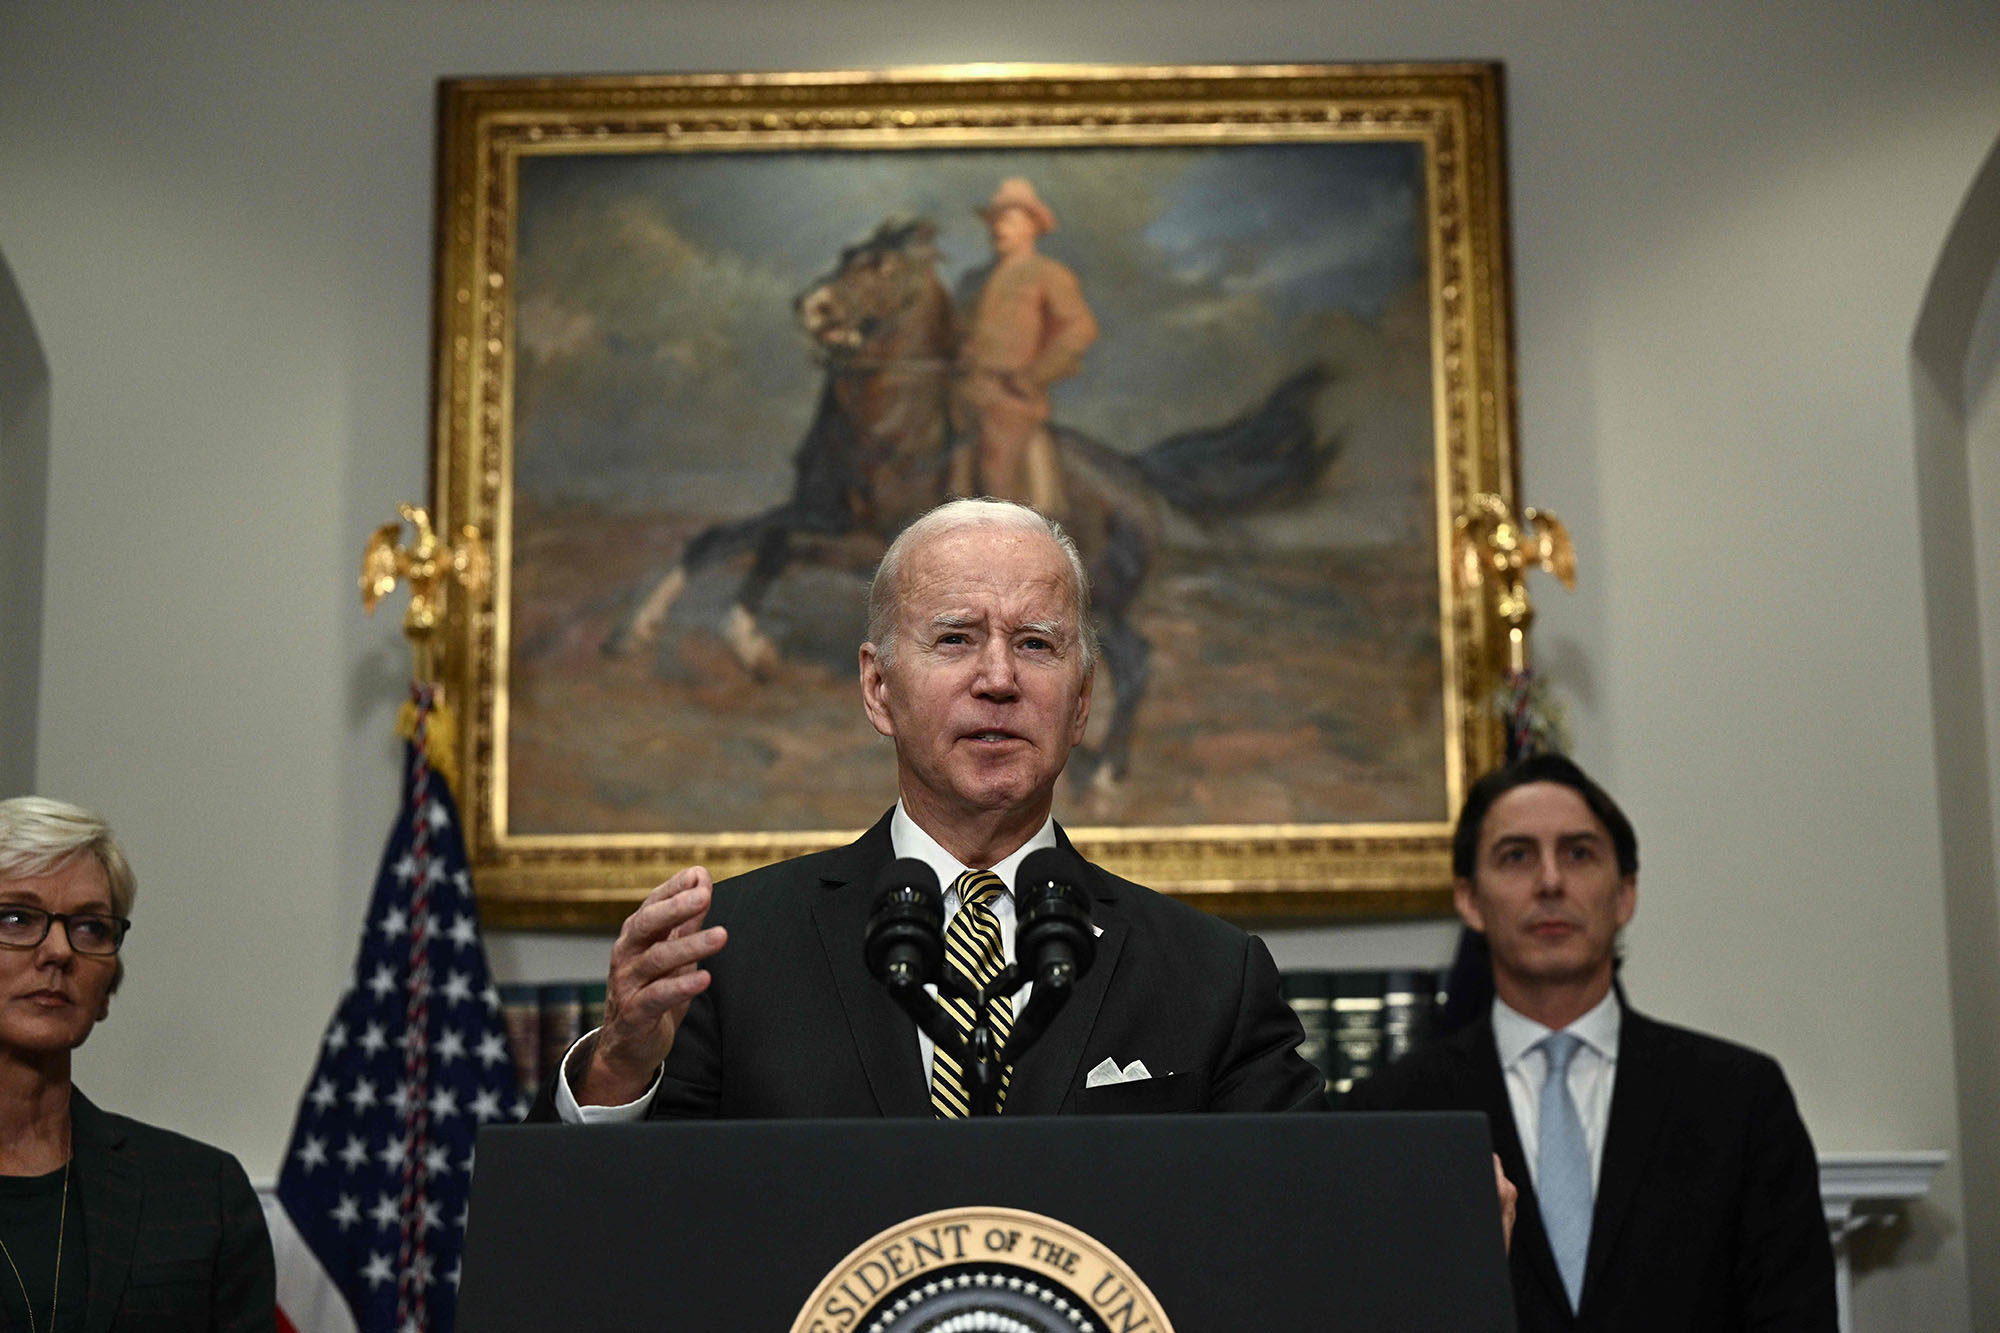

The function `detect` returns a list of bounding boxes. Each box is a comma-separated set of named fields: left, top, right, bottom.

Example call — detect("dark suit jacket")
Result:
left=65, top=1088, right=275, bottom=1333
left=539, top=812, right=1324, bottom=1119
left=1346, top=1006, right=1836, bottom=1332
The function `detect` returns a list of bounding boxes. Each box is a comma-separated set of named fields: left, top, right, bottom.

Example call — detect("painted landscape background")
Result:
left=503, top=140, right=1447, bottom=834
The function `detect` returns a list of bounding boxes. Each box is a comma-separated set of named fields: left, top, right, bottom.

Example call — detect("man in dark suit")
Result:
left=541, top=498, right=1325, bottom=1122
left=1348, top=754, right=1836, bottom=1331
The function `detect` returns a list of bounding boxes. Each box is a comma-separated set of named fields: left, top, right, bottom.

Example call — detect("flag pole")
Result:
left=359, top=504, right=489, bottom=791
left=270, top=508, right=512, bottom=1333
left=1453, top=492, right=1577, bottom=761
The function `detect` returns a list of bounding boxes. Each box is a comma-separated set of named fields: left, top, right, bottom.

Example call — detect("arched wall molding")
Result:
left=1909, top=129, right=2000, bottom=1327
left=0, top=248, right=50, bottom=796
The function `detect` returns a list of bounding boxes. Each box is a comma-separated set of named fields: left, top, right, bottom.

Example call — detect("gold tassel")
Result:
left=396, top=697, right=460, bottom=797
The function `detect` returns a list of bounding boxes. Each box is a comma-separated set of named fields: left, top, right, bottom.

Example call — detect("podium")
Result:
left=460, top=1111, right=1514, bottom=1332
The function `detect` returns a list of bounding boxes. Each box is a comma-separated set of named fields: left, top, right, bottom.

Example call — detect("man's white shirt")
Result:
left=554, top=803, right=1057, bottom=1124
left=1492, top=988, right=1621, bottom=1192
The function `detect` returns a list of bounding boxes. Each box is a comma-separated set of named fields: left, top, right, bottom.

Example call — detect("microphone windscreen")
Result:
left=1014, top=845, right=1094, bottom=984
left=864, top=858, right=944, bottom=988
left=1016, top=846, right=1086, bottom=907
left=873, top=856, right=944, bottom=907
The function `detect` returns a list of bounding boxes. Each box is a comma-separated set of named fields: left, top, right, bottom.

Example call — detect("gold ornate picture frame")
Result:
left=430, top=63, right=1518, bottom=927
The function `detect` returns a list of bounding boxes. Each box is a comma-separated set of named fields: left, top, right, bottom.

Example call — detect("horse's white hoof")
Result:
left=724, top=605, right=779, bottom=678
left=625, top=566, right=687, bottom=648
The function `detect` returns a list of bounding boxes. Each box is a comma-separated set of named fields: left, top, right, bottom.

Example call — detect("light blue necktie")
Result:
left=1536, top=1031, right=1592, bottom=1312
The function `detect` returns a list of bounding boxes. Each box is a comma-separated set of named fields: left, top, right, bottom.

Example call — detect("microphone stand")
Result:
left=879, top=962, right=1036, bottom=1117
left=868, top=851, right=1093, bottom=1117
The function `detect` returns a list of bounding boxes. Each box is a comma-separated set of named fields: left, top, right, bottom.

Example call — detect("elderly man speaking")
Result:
left=536, top=498, right=1325, bottom=1122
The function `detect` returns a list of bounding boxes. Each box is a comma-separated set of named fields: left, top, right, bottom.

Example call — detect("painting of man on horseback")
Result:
left=505, top=141, right=1446, bottom=835
left=604, top=184, right=1345, bottom=795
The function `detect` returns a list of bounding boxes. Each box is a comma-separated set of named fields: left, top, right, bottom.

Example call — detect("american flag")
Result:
left=269, top=685, right=525, bottom=1333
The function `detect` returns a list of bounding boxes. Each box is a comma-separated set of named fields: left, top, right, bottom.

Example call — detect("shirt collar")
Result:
left=1492, top=986, right=1623, bottom=1071
left=888, top=801, right=1059, bottom=897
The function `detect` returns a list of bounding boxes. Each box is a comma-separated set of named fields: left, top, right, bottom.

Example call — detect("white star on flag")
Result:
left=474, top=1032, right=507, bottom=1069
left=294, top=1135, right=328, bottom=1172
left=370, top=1195, right=400, bottom=1231
left=330, top=1194, right=361, bottom=1232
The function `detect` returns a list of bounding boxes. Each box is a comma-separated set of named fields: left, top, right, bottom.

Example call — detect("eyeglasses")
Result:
left=0, top=907, right=132, bottom=956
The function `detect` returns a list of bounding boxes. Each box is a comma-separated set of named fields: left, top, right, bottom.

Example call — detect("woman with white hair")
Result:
left=0, top=795, right=273, bottom=1332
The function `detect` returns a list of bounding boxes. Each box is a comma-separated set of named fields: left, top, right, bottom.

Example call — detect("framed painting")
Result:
left=429, top=63, right=1521, bottom=927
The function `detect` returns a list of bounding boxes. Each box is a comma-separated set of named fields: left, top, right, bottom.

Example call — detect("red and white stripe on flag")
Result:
left=263, top=1193, right=360, bottom=1333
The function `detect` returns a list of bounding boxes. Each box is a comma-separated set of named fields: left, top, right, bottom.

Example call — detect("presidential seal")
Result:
left=790, top=1206, right=1174, bottom=1333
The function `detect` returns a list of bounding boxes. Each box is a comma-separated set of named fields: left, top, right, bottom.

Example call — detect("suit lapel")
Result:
left=70, top=1090, right=138, bottom=1333
left=1007, top=829, right=1125, bottom=1114
left=1582, top=1007, right=1675, bottom=1308
left=811, top=814, right=931, bottom=1116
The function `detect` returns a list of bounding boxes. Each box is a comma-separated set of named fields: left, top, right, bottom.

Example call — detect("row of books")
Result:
left=1280, top=969, right=1445, bottom=1097
left=497, top=982, right=607, bottom=1103
left=494, top=968, right=1443, bottom=1103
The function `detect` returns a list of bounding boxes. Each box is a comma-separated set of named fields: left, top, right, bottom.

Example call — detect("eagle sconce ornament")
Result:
left=1453, top=494, right=1576, bottom=760
left=360, top=504, right=490, bottom=789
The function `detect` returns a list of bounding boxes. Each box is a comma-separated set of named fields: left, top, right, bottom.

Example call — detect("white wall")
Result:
left=3, top=2, right=1996, bottom=1326
left=1922, top=156, right=2000, bottom=1325
left=1972, top=256, right=2000, bottom=1333
left=0, top=253, right=50, bottom=794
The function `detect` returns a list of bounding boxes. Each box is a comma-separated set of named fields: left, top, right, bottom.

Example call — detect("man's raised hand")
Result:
left=573, top=867, right=728, bottom=1107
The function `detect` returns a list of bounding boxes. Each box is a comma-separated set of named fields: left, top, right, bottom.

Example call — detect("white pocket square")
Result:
left=1085, top=1057, right=1152, bottom=1088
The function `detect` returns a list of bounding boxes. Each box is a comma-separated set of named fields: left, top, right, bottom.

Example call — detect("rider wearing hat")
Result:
left=950, top=178, right=1098, bottom=519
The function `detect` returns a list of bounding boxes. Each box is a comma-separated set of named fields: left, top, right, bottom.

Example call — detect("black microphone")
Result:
left=863, top=858, right=944, bottom=992
left=1014, top=846, right=1095, bottom=988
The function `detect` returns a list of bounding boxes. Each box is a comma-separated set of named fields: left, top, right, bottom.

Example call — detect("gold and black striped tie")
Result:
left=930, top=869, right=1013, bottom=1118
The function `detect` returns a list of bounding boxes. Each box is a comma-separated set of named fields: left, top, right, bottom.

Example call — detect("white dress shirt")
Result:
left=1492, top=989, right=1622, bottom=1192
left=554, top=803, right=1056, bottom=1124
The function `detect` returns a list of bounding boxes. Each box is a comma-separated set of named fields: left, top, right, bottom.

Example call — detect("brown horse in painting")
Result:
left=604, top=216, right=1341, bottom=790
